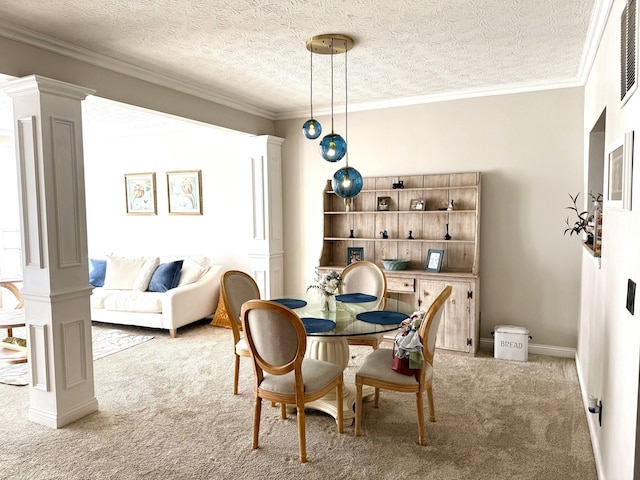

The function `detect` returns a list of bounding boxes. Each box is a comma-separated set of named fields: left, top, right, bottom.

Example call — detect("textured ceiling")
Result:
left=0, top=0, right=599, bottom=121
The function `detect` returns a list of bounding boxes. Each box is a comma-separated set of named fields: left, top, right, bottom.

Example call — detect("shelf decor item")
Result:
left=377, top=196, right=391, bottom=211
left=347, top=247, right=364, bottom=264
left=381, top=259, right=409, bottom=271
left=410, top=198, right=425, bottom=211
left=124, top=172, right=156, bottom=215
left=425, top=249, right=444, bottom=273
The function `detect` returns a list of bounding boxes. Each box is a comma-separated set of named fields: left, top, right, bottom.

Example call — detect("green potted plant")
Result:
left=564, top=192, right=601, bottom=245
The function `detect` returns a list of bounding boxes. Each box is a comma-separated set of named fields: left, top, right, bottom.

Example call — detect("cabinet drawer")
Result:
left=387, top=277, right=415, bottom=293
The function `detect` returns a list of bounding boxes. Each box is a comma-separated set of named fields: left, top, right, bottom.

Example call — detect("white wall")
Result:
left=83, top=120, right=255, bottom=272
left=276, top=88, right=585, bottom=349
left=580, top=1, right=640, bottom=478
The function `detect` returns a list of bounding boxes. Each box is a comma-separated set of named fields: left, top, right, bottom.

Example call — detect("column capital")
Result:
left=1, top=74, right=95, bottom=101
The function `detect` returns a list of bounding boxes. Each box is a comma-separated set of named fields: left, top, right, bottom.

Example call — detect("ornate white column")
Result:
left=2, top=75, right=97, bottom=428
left=246, top=135, right=285, bottom=299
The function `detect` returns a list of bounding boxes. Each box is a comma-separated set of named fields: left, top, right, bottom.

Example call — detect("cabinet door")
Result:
left=419, top=279, right=472, bottom=353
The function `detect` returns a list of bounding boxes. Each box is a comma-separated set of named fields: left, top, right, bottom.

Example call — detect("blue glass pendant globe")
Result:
left=320, top=133, right=346, bottom=162
left=332, top=166, right=363, bottom=199
left=302, top=119, right=322, bottom=139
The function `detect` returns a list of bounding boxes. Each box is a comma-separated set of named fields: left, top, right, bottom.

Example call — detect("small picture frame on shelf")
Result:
left=377, top=196, right=391, bottom=211
left=347, top=247, right=364, bottom=265
left=410, top=198, right=425, bottom=211
left=425, top=249, right=444, bottom=272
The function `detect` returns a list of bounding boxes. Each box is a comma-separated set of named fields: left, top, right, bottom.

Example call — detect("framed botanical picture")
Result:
left=604, top=131, right=634, bottom=210
left=167, top=170, right=203, bottom=215
left=410, top=198, right=425, bottom=211
left=124, top=172, right=157, bottom=215
left=377, top=196, right=391, bottom=211
left=347, top=247, right=364, bottom=265
left=425, top=249, right=444, bottom=273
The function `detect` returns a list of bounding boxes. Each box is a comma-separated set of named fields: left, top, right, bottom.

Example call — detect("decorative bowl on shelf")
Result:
left=381, top=259, right=409, bottom=271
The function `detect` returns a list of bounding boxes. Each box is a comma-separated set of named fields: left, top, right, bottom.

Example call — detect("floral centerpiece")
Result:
left=307, top=270, right=343, bottom=312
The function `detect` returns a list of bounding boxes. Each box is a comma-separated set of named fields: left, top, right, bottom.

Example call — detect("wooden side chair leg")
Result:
left=253, top=397, right=262, bottom=449
left=416, top=391, right=426, bottom=446
left=296, top=403, right=307, bottom=463
left=426, top=383, right=436, bottom=422
left=280, top=403, right=287, bottom=419
left=374, top=387, right=380, bottom=408
left=233, top=354, right=240, bottom=395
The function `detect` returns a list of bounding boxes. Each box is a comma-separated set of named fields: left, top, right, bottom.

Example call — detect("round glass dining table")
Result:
left=271, top=292, right=414, bottom=424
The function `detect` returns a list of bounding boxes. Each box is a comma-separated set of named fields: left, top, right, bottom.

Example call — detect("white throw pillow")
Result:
left=133, top=257, right=160, bottom=291
left=102, top=256, right=146, bottom=290
left=178, top=257, right=209, bottom=287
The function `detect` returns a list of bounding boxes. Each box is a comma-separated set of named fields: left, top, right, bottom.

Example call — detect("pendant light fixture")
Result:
left=305, top=34, right=353, bottom=162
left=302, top=46, right=321, bottom=140
left=331, top=39, right=362, bottom=210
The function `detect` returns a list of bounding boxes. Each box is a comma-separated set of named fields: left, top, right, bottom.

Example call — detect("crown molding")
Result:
left=0, top=20, right=276, bottom=121
left=276, top=78, right=585, bottom=121
left=577, top=0, right=614, bottom=84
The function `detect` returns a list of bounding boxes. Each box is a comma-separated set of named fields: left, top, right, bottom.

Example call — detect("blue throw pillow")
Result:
left=148, top=260, right=184, bottom=293
left=89, top=258, right=107, bottom=287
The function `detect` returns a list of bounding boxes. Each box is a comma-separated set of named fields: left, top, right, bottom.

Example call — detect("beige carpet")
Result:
left=0, top=320, right=596, bottom=480
left=0, top=324, right=154, bottom=386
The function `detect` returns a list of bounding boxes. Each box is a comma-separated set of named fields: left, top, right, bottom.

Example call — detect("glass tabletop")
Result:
left=278, top=292, right=413, bottom=337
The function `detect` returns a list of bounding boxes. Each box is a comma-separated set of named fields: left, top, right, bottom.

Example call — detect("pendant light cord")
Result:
left=309, top=46, right=314, bottom=119
left=344, top=39, right=348, bottom=168
left=330, top=37, right=334, bottom=134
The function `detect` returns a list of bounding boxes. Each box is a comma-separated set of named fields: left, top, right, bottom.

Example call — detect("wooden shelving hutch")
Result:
left=318, top=172, right=481, bottom=355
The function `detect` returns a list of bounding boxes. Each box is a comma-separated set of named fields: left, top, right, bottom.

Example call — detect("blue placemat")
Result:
left=301, top=318, right=336, bottom=333
left=335, top=293, right=378, bottom=303
left=356, top=311, right=409, bottom=325
left=270, top=298, right=307, bottom=309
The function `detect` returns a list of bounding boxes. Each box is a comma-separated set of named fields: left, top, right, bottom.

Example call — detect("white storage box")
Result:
left=493, top=325, right=530, bottom=361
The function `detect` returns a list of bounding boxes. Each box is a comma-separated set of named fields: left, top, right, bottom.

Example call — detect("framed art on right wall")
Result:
left=605, top=131, right=634, bottom=210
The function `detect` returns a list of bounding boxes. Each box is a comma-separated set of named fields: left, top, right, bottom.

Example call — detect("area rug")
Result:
left=0, top=325, right=154, bottom=386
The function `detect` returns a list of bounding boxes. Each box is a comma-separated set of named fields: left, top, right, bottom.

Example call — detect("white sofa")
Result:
left=89, top=255, right=225, bottom=337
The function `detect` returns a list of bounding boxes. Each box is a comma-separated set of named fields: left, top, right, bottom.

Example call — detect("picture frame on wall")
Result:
left=604, top=131, right=634, bottom=210
left=425, top=249, right=444, bottom=272
left=347, top=247, right=364, bottom=265
left=410, top=198, right=425, bottom=211
left=377, top=196, right=391, bottom=211
left=124, top=172, right=157, bottom=215
left=167, top=170, right=203, bottom=215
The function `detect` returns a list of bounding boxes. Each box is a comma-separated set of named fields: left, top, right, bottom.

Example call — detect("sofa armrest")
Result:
left=161, top=265, right=225, bottom=330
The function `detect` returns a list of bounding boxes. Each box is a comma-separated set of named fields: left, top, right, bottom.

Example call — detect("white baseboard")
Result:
left=575, top=354, right=605, bottom=480
left=479, top=337, right=576, bottom=358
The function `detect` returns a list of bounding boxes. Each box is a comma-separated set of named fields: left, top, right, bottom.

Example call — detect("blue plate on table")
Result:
left=270, top=298, right=307, bottom=309
left=335, top=293, right=378, bottom=303
left=356, top=311, right=409, bottom=325
left=301, top=318, right=336, bottom=334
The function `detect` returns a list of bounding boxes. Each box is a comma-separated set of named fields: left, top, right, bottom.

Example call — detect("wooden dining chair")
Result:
left=340, top=261, right=387, bottom=349
left=241, top=299, right=344, bottom=463
left=220, top=270, right=261, bottom=395
left=354, top=285, right=452, bottom=446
